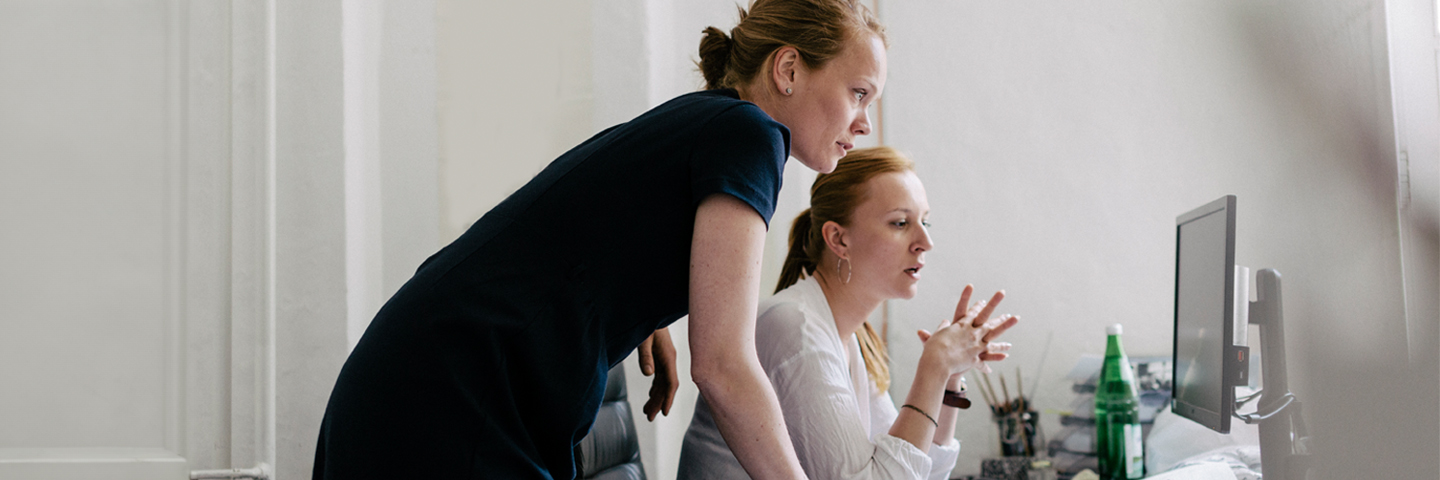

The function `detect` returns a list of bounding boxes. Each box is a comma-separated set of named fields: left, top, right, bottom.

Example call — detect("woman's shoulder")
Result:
left=753, top=279, right=843, bottom=368
left=756, top=280, right=821, bottom=329
left=657, top=88, right=747, bottom=111
left=755, top=291, right=809, bottom=342
left=646, top=89, right=785, bottom=135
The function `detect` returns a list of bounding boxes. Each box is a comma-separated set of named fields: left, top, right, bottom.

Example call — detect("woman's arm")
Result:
left=870, top=388, right=960, bottom=480
left=890, top=288, right=1018, bottom=452
left=688, top=194, right=808, bottom=480
left=769, top=334, right=938, bottom=479
left=889, top=355, right=949, bottom=454
left=932, top=376, right=962, bottom=445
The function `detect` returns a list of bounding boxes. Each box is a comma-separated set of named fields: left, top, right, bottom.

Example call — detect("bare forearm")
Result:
left=933, top=376, right=962, bottom=445
left=695, top=356, right=808, bottom=480
left=687, top=194, right=807, bottom=480
left=889, top=356, right=948, bottom=452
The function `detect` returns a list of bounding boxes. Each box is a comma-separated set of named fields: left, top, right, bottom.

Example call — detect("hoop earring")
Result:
left=836, top=257, right=852, bottom=284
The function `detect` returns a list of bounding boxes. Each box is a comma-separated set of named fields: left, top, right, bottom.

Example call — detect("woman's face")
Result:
left=786, top=36, right=887, bottom=173
left=842, top=170, right=932, bottom=301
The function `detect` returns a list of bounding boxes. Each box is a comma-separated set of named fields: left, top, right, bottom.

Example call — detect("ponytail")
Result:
left=859, top=321, right=891, bottom=391
left=776, top=146, right=915, bottom=392
left=775, top=208, right=816, bottom=294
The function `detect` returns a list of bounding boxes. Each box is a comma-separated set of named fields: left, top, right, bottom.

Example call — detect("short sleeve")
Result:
left=689, top=103, right=790, bottom=227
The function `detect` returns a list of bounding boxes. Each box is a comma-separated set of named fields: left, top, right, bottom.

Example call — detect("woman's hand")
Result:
left=637, top=327, right=679, bottom=421
left=916, top=285, right=1019, bottom=378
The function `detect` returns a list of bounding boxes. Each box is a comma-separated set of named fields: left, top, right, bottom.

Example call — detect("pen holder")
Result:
left=993, top=407, right=1042, bottom=457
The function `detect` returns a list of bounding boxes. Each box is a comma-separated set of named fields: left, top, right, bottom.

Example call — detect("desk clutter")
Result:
left=977, top=457, right=1058, bottom=480
left=972, top=369, right=1042, bottom=457
left=950, top=370, right=1059, bottom=480
left=1046, top=355, right=1172, bottom=480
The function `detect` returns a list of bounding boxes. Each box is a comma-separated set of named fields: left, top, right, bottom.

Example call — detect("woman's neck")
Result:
left=736, top=81, right=783, bottom=123
left=813, top=269, right=883, bottom=340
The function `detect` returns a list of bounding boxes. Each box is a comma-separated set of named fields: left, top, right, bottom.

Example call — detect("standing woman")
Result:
left=314, top=1, right=888, bottom=479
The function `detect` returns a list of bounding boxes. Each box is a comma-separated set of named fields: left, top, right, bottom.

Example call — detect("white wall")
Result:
left=0, top=1, right=438, bottom=479
left=1383, top=0, right=1440, bottom=472
left=881, top=0, right=1435, bottom=477
left=1387, top=0, right=1440, bottom=407
left=436, top=0, right=594, bottom=244
left=276, top=1, right=439, bottom=477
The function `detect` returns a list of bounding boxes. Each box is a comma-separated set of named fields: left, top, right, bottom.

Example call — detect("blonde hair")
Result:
left=776, top=146, right=915, bottom=391
left=697, top=0, right=888, bottom=91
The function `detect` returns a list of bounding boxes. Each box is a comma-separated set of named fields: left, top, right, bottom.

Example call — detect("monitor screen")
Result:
left=1171, top=195, right=1236, bottom=433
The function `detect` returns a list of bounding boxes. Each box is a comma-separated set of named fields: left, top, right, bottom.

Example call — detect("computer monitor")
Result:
left=1169, top=195, right=1307, bottom=479
left=1171, top=195, right=1242, bottom=433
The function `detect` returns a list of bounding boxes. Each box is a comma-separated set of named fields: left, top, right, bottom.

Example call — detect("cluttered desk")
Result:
left=956, top=196, right=1311, bottom=480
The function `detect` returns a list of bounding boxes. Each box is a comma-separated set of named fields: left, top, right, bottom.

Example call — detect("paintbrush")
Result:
left=973, top=372, right=996, bottom=410
left=1000, top=374, right=1013, bottom=411
left=1017, top=367, right=1031, bottom=456
left=1016, top=367, right=1026, bottom=413
left=982, top=372, right=1003, bottom=414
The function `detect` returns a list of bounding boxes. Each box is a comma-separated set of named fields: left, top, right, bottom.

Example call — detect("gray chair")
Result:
left=575, top=364, right=646, bottom=480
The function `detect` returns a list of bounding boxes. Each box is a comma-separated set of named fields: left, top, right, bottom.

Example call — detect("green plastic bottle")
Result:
left=1095, top=323, right=1144, bottom=480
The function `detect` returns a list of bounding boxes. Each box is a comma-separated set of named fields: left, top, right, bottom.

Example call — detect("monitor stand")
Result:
left=1241, top=269, right=1310, bottom=480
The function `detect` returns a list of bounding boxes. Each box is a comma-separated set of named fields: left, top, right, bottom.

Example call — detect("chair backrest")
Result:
left=575, top=364, right=646, bottom=480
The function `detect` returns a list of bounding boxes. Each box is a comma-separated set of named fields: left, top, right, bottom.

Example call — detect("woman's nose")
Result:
left=914, top=225, right=934, bottom=252
left=853, top=109, right=871, bottom=136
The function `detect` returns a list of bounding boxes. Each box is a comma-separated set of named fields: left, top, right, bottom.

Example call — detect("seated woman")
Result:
left=678, top=146, right=1019, bottom=480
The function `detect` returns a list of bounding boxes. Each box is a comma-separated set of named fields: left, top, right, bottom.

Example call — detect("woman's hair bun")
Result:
left=697, top=26, right=733, bottom=90
left=696, top=0, right=886, bottom=92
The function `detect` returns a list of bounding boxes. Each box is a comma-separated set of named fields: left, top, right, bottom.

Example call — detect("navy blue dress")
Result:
left=314, top=89, right=790, bottom=480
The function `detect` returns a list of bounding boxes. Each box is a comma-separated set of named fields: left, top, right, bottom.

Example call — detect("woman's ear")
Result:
left=769, top=46, right=801, bottom=95
left=821, top=220, right=849, bottom=259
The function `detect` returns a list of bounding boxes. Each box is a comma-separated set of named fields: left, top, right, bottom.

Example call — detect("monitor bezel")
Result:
left=1171, top=195, right=1237, bottom=433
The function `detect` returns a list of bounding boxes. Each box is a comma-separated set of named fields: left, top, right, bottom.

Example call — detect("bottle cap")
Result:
left=1107, top=323, right=1123, bottom=336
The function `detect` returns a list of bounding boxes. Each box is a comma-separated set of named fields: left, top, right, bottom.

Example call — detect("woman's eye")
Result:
left=892, top=220, right=908, bottom=228
left=921, top=221, right=932, bottom=228
left=854, top=90, right=866, bottom=102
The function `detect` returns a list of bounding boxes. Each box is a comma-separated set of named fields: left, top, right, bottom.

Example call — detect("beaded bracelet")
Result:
left=900, top=404, right=938, bottom=428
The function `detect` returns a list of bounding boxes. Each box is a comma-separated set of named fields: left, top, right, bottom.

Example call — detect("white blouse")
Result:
left=677, top=276, right=960, bottom=480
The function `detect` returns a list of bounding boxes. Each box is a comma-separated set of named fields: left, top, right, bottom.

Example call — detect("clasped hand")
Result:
left=916, top=284, right=1019, bottom=378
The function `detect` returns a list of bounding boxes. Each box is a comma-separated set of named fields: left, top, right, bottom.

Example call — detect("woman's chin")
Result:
left=794, top=152, right=838, bottom=173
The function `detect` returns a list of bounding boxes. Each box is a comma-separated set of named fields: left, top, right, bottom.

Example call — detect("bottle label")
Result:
left=1124, top=423, right=1144, bottom=478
